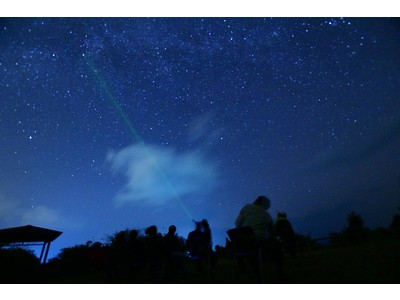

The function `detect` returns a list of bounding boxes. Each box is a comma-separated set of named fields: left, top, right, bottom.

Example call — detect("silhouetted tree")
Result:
left=331, top=211, right=370, bottom=245
left=345, top=211, right=364, bottom=232
left=390, top=207, right=400, bottom=237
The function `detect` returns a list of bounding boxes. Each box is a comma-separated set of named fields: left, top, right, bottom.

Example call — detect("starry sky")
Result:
left=1, top=17, right=399, bottom=259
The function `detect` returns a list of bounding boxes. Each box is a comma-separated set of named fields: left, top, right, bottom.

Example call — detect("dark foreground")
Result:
left=1, top=237, right=399, bottom=284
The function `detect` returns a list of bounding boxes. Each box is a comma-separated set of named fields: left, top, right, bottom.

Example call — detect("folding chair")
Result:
left=226, top=226, right=264, bottom=282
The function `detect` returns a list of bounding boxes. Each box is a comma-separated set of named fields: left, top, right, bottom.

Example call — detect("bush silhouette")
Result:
left=390, top=209, right=400, bottom=237
left=330, top=211, right=370, bottom=245
left=0, top=247, right=40, bottom=283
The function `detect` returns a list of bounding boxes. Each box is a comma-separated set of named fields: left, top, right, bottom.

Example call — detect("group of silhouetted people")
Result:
left=84, top=219, right=218, bottom=282
left=83, top=195, right=297, bottom=283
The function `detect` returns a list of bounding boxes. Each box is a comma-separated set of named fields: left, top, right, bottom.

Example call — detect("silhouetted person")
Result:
left=167, top=224, right=177, bottom=235
left=129, top=229, right=139, bottom=240
left=164, top=225, right=185, bottom=254
left=187, top=221, right=209, bottom=271
left=201, top=219, right=212, bottom=249
left=236, top=195, right=274, bottom=239
left=201, top=219, right=216, bottom=269
left=275, top=212, right=296, bottom=258
left=235, top=195, right=283, bottom=281
left=144, top=225, right=164, bottom=281
left=163, top=225, right=187, bottom=281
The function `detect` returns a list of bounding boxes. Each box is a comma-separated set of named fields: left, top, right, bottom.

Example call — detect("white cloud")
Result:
left=107, top=143, right=218, bottom=207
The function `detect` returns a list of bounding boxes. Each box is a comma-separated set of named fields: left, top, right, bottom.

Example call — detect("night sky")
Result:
left=1, top=17, right=399, bottom=259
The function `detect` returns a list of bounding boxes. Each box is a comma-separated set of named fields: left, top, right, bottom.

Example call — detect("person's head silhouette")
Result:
left=145, top=225, right=158, bottom=237
left=253, top=195, right=271, bottom=210
left=168, top=225, right=176, bottom=235
left=201, top=219, right=209, bottom=230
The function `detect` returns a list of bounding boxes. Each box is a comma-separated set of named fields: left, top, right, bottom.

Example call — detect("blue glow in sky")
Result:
left=1, top=17, right=399, bottom=259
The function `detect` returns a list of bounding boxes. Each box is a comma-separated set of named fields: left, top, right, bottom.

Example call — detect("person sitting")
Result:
left=235, top=195, right=274, bottom=240
left=235, top=195, right=283, bottom=279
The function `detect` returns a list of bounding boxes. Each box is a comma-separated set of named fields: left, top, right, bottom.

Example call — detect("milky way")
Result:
left=1, top=17, right=399, bottom=258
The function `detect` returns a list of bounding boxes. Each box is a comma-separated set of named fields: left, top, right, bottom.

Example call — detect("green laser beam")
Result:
left=85, top=57, right=194, bottom=221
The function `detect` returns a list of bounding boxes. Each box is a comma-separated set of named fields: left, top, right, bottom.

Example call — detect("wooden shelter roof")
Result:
left=0, top=225, right=62, bottom=244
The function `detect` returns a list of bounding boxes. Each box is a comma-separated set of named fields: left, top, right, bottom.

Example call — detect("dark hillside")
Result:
left=281, top=237, right=400, bottom=283
left=19, top=237, right=400, bottom=283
